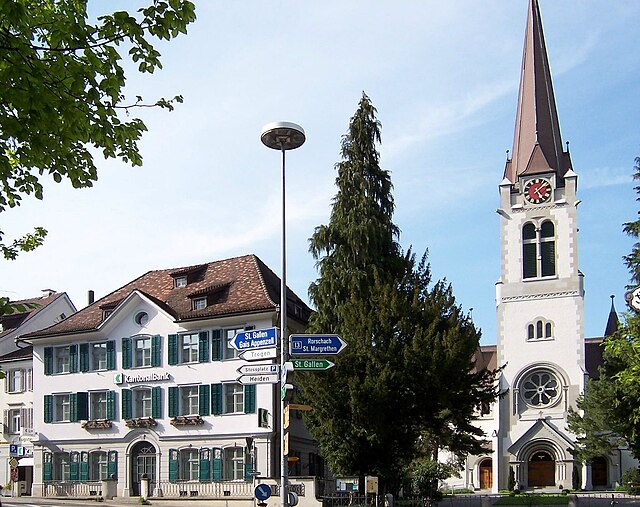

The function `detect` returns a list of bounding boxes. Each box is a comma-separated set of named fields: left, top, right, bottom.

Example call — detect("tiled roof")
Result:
left=0, top=345, right=33, bottom=362
left=585, top=337, right=605, bottom=380
left=0, top=292, right=66, bottom=339
left=26, top=255, right=311, bottom=339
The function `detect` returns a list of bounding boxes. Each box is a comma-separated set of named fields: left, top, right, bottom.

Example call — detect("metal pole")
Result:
left=280, top=146, right=288, bottom=507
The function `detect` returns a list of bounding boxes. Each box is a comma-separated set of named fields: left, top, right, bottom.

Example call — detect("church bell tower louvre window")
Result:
left=522, top=221, right=556, bottom=279
left=527, top=319, right=554, bottom=341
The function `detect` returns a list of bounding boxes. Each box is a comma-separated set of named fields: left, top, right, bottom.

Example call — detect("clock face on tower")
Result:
left=523, top=178, right=552, bottom=204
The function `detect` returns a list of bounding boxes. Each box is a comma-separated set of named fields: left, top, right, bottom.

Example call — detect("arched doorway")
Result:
left=479, top=459, right=492, bottom=490
left=591, top=457, right=608, bottom=488
left=130, top=441, right=157, bottom=497
left=528, top=450, right=555, bottom=487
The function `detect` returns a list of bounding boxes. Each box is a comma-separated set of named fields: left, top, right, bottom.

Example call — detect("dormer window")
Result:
left=103, top=309, right=113, bottom=320
left=174, top=276, right=188, bottom=288
left=193, top=298, right=207, bottom=311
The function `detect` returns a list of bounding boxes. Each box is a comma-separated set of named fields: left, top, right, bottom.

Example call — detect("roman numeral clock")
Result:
left=523, top=178, right=552, bottom=204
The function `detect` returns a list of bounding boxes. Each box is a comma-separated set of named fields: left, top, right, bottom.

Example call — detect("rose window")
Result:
left=522, top=371, right=560, bottom=407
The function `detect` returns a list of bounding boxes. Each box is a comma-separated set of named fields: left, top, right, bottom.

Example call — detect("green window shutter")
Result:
left=122, top=389, right=132, bottom=420
left=69, top=344, right=78, bottom=373
left=199, top=449, right=211, bottom=482
left=70, top=452, right=79, bottom=481
left=43, top=452, right=53, bottom=481
left=212, top=448, right=222, bottom=481
left=122, top=337, right=132, bottom=369
left=244, top=462, right=254, bottom=482
left=79, top=343, right=89, bottom=372
left=107, top=341, right=116, bottom=370
left=76, top=392, right=89, bottom=421
left=151, top=335, right=161, bottom=367
left=211, top=384, right=222, bottom=415
left=152, top=386, right=162, bottom=419
left=80, top=452, right=89, bottom=481
left=168, top=386, right=178, bottom=418
left=199, top=385, right=211, bottom=416
left=244, top=384, right=256, bottom=414
left=107, top=450, right=117, bottom=478
left=541, top=241, right=556, bottom=277
left=169, top=449, right=179, bottom=482
left=523, top=242, right=537, bottom=279
left=198, top=331, right=209, bottom=363
left=211, top=330, right=222, bottom=361
left=70, top=393, right=78, bottom=422
left=107, top=390, right=116, bottom=420
left=44, top=347, right=53, bottom=376
left=44, top=394, right=53, bottom=423
left=168, top=334, right=179, bottom=365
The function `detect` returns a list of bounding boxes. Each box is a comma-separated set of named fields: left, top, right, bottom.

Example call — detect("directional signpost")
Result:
left=289, top=334, right=347, bottom=356
left=255, top=484, right=272, bottom=501
left=240, top=347, right=277, bottom=362
left=237, top=364, right=279, bottom=376
left=231, top=327, right=278, bottom=351
left=291, top=359, right=335, bottom=371
left=237, top=373, right=279, bottom=385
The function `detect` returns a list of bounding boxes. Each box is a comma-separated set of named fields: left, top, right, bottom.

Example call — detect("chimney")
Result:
left=88, top=290, right=95, bottom=305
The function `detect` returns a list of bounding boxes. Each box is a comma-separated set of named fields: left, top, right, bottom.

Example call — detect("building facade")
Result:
left=0, top=291, right=77, bottom=496
left=22, top=255, right=317, bottom=498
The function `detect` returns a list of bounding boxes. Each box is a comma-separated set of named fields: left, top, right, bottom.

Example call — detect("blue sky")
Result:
left=1, top=1, right=639, bottom=344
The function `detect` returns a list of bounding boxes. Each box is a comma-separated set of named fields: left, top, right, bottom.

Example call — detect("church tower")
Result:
left=494, top=0, right=584, bottom=491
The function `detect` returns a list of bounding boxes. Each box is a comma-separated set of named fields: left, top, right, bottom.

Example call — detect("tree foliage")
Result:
left=568, top=155, right=640, bottom=462
left=0, top=0, right=196, bottom=266
left=299, top=93, right=499, bottom=492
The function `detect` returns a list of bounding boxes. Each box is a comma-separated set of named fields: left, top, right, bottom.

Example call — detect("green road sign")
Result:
left=291, top=359, right=335, bottom=371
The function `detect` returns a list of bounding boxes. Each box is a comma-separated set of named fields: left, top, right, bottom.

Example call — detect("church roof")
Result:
left=504, top=0, right=572, bottom=183
left=604, top=295, right=620, bottom=337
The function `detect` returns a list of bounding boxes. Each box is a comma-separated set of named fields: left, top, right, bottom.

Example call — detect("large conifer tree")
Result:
left=299, top=93, right=498, bottom=491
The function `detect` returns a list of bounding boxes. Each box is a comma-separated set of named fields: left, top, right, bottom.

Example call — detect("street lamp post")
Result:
left=260, top=122, right=306, bottom=507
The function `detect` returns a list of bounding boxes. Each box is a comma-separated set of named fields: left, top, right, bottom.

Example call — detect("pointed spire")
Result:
left=504, top=0, right=572, bottom=183
left=604, top=295, right=619, bottom=337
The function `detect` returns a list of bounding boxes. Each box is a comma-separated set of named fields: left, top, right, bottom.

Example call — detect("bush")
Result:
left=621, top=467, right=640, bottom=495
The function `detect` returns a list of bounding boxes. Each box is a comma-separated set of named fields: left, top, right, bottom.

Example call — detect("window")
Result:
left=135, top=336, right=152, bottom=367
left=224, top=328, right=245, bottom=360
left=193, top=298, right=207, bottom=310
left=181, top=334, right=199, bottom=364
left=55, top=346, right=71, bottom=374
left=133, top=388, right=153, bottom=418
left=224, top=383, right=244, bottom=414
left=90, top=391, right=109, bottom=420
left=91, top=451, right=109, bottom=481
left=175, top=276, right=188, bottom=288
left=54, top=452, right=71, bottom=481
left=134, top=311, right=149, bottom=326
left=521, top=370, right=561, bottom=408
left=91, top=343, right=108, bottom=371
left=54, top=394, right=71, bottom=422
left=522, top=221, right=556, bottom=279
left=6, top=368, right=31, bottom=393
left=180, top=386, right=199, bottom=416
left=223, top=447, right=245, bottom=481
left=181, top=449, right=200, bottom=481
left=4, top=408, right=21, bottom=434
left=526, top=319, right=554, bottom=341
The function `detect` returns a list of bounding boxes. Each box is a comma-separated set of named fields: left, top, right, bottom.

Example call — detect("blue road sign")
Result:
left=255, top=484, right=272, bottom=501
left=231, top=327, right=277, bottom=351
left=289, top=334, right=347, bottom=355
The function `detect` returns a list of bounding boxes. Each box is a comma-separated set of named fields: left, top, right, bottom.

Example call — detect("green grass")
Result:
left=493, top=494, right=569, bottom=505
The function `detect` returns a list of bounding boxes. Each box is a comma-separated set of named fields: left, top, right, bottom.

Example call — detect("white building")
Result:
left=22, top=255, right=318, bottom=499
left=450, top=0, right=634, bottom=493
left=0, top=290, right=77, bottom=496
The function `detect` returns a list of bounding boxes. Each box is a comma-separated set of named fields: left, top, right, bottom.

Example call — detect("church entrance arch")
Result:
left=479, top=459, right=492, bottom=490
left=591, top=457, right=608, bottom=488
left=528, top=450, right=555, bottom=487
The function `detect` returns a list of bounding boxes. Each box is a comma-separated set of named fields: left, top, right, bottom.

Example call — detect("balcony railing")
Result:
left=43, top=481, right=102, bottom=497
left=157, top=480, right=253, bottom=498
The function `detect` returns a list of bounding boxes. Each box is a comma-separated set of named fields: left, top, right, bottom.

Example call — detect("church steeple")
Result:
left=504, top=0, right=572, bottom=184
left=604, top=295, right=620, bottom=337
